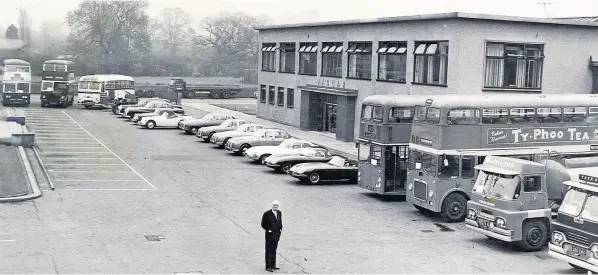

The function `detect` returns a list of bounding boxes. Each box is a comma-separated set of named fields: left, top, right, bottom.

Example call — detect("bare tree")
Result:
left=18, top=7, right=32, bottom=46
left=152, top=7, right=194, bottom=75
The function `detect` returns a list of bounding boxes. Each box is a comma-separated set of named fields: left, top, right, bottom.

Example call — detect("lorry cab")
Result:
left=549, top=173, right=598, bottom=273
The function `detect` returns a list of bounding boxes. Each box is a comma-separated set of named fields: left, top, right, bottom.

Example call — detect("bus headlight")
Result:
left=495, top=217, right=506, bottom=229
left=467, top=209, right=477, bottom=219
left=552, top=231, right=565, bottom=246
left=408, top=183, right=413, bottom=191
left=428, top=190, right=434, bottom=198
left=591, top=244, right=598, bottom=258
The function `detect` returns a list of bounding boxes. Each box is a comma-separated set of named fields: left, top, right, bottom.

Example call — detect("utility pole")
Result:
left=538, top=2, right=552, bottom=18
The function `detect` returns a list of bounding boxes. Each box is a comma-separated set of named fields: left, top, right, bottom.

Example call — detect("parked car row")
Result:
left=109, top=104, right=358, bottom=184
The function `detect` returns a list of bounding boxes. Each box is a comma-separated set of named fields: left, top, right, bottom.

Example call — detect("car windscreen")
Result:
left=279, top=139, right=295, bottom=148
left=253, top=129, right=266, bottom=137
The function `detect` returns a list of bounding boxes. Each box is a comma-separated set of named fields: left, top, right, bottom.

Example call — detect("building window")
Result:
left=261, top=43, right=276, bottom=71
left=260, top=84, right=266, bottom=103
left=277, top=87, right=285, bottom=106
left=279, top=42, right=296, bottom=73
left=321, top=42, right=343, bottom=77
left=347, top=42, right=372, bottom=79
left=413, top=41, right=449, bottom=85
left=378, top=41, right=407, bottom=82
left=287, top=88, right=294, bottom=108
left=268, top=85, right=275, bottom=105
left=299, top=43, right=318, bottom=75
left=484, top=42, right=544, bottom=90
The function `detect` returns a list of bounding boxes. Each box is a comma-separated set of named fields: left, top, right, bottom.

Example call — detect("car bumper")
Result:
left=465, top=218, right=515, bottom=242
left=244, top=152, right=260, bottom=160
left=210, top=136, right=223, bottom=145
left=198, top=133, right=210, bottom=139
left=226, top=143, right=241, bottom=152
left=549, top=243, right=598, bottom=273
left=265, top=162, right=280, bottom=168
left=289, top=172, right=307, bottom=179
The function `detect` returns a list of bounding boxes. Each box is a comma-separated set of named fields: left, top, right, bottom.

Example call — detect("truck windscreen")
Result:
left=472, top=170, right=520, bottom=200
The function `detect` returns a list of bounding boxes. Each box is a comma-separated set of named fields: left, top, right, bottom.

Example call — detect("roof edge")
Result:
left=255, top=12, right=598, bottom=31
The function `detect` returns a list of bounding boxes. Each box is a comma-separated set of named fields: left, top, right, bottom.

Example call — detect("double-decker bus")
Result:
left=1, top=59, right=31, bottom=106
left=41, top=60, right=76, bottom=107
left=407, top=94, right=598, bottom=222
left=77, top=74, right=135, bottom=109
left=358, top=95, right=429, bottom=195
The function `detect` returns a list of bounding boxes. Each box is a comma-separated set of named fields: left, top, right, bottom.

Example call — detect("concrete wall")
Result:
left=256, top=18, right=598, bottom=140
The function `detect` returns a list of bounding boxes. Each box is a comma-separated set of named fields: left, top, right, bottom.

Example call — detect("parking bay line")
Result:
left=60, top=110, right=157, bottom=190
left=45, top=163, right=126, bottom=166
left=53, top=179, right=146, bottom=182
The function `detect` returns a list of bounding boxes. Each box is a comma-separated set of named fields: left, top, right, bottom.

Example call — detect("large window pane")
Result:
left=484, top=42, right=544, bottom=89
left=413, top=42, right=448, bottom=85
left=447, top=109, right=480, bottom=125
left=299, top=52, right=317, bottom=75
left=279, top=43, right=296, bottom=73
left=438, top=155, right=459, bottom=179
left=322, top=53, right=342, bottom=77
left=389, top=107, right=414, bottom=123
left=379, top=53, right=406, bottom=82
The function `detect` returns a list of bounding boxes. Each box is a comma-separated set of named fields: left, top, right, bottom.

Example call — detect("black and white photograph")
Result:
left=1, top=0, right=598, bottom=273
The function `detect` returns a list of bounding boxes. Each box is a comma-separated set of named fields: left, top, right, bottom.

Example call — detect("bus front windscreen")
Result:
left=409, top=150, right=437, bottom=175
left=472, top=170, right=520, bottom=200
left=3, top=83, right=16, bottom=92
left=42, top=81, right=53, bottom=91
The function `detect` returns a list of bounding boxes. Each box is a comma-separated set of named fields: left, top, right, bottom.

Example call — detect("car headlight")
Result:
left=408, top=183, right=413, bottom=191
left=552, top=231, right=565, bottom=246
left=467, top=209, right=477, bottom=220
left=61, top=96, right=66, bottom=99
left=495, top=217, right=506, bottom=229
left=428, top=190, right=434, bottom=198
left=591, top=243, right=598, bottom=258
left=41, top=95, right=46, bottom=98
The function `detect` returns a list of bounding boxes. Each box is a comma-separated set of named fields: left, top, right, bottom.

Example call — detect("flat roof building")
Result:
left=255, top=12, right=598, bottom=142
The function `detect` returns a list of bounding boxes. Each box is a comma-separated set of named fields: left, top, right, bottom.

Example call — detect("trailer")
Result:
left=169, top=77, right=245, bottom=99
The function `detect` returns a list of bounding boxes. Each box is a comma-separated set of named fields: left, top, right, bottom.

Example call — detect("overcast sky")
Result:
left=0, top=0, right=596, bottom=32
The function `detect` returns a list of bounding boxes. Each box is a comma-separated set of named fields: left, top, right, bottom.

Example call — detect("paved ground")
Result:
left=0, top=98, right=586, bottom=274
left=0, top=144, right=30, bottom=198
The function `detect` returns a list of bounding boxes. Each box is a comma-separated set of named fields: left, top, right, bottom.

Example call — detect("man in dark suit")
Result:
left=261, top=200, right=283, bottom=272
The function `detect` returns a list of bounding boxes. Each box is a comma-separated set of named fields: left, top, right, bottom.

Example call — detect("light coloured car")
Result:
left=210, top=123, right=267, bottom=148
left=139, top=112, right=193, bottom=129
left=178, top=113, right=235, bottom=135
left=124, top=100, right=183, bottom=119
left=264, top=147, right=332, bottom=173
left=196, top=119, right=251, bottom=141
left=132, top=107, right=184, bottom=123
left=243, top=137, right=318, bottom=163
left=226, top=128, right=289, bottom=155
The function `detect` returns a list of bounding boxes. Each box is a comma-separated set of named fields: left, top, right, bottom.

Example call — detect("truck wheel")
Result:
left=211, top=91, right=221, bottom=99
left=440, top=193, right=467, bottom=223
left=516, top=220, right=548, bottom=252
left=222, top=91, right=231, bottom=99
left=281, top=163, right=292, bottom=174
left=308, top=173, right=321, bottom=184
left=185, top=91, right=194, bottom=98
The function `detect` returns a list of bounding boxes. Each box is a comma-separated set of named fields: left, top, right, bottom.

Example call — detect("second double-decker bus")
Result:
left=1, top=59, right=31, bottom=106
left=407, top=94, right=598, bottom=222
left=41, top=60, right=76, bottom=107
left=77, top=74, right=135, bottom=109
left=358, top=95, right=429, bottom=195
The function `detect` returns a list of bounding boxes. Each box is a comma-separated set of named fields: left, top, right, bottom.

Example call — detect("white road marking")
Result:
left=45, top=163, right=125, bottom=166
left=50, top=170, right=132, bottom=173
left=0, top=240, right=16, bottom=242
left=53, top=179, right=145, bottom=182
left=61, top=110, right=156, bottom=190
left=59, top=188, right=156, bottom=191
left=44, top=157, right=118, bottom=160
left=40, top=152, right=112, bottom=155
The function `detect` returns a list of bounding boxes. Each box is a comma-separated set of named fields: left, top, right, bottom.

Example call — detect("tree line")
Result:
left=0, top=0, right=267, bottom=82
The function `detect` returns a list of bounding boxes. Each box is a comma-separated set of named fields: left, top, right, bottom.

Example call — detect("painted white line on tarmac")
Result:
left=61, top=110, right=157, bottom=190
left=36, top=137, right=96, bottom=140
left=36, top=142, right=100, bottom=144
left=50, top=170, right=131, bottom=173
left=44, top=157, right=118, bottom=160
left=46, top=163, right=125, bottom=166
left=37, top=147, right=105, bottom=149
left=53, top=179, right=146, bottom=182
left=40, top=152, right=112, bottom=154
left=0, top=240, right=16, bottom=242
left=59, top=188, right=156, bottom=191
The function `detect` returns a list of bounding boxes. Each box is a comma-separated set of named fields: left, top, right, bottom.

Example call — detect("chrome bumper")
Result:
left=465, top=218, right=515, bottom=242
left=549, top=243, right=598, bottom=273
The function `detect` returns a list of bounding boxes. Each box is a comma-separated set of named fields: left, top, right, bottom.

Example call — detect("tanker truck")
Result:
left=465, top=155, right=598, bottom=252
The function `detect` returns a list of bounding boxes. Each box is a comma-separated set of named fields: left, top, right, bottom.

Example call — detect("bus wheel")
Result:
left=222, top=91, right=231, bottom=99
left=146, top=120, right=156, bottom=129
left=516, top=220, right=548, bottom=252
left=440, top=193, right=467, bottom=223
left=281, top=163, right=292, bottom=174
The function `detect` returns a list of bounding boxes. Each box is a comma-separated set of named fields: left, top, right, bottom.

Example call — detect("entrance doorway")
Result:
left=322, top=103, right=337, bottom=133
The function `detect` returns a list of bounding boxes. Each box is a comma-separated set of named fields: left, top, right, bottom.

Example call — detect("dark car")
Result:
left=288, top=156, right=358, bottom=184
left=111, top=97, right=139, bottom=114
left=123, top=100, right=183, bottom=119
left=264, top=148, right=332, bottom=173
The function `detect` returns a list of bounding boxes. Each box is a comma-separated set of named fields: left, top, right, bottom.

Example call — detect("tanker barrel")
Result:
left=544, top=156, right=598, bottom=202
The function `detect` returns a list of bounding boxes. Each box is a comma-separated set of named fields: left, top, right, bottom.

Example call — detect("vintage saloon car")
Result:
left=288, top=156, right=359, bottom=184
left=210, top=123, right=267, bottom=148
left=243, top=137, right=318, bottom=163
left=117, top=98, right=167, bottom=115
left=178, top=113, right=235, bottom=135
left=123, top=100, right=183, bottom=119
left=264, top=147, right=332, bottom=173
left=196, top=119, right=251, bottom=141
left=226, top=128, right=290, bottom=155
left=132, top=107, right=184, bottom=123
left=139, top=111, right=192, bottom=129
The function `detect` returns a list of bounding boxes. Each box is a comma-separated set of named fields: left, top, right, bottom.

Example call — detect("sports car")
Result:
left=132, top=107, right=185, bottom=123
left=288, top=156, right=358, bottom=184
left=178, top=113, right=235, bottom=135
left=210, top=123, right=267, bottom=148
left=242, top=137, right=318, bottom=163
left=196, top=119, right=251, bottom=141
left=139, top=112, right=193, bottom=129
left=123, top=100, right=183, bottom=119
left=118, top=98, right=167, bottom=116
left=226, top=128, right=290, bottom=155
left=264, top=147, right=332, bottom=173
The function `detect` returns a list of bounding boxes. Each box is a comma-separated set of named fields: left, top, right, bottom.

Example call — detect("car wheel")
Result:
left=308, top=172, right=321, bottom=184
left=206, top=132, right=215, bottom=142
left=440, top=192, right=467, bottom=223
left=190, top=127, right=198, bottom=135
left=220, top=138, right=231, bottom=148
left=516, top=220, right=548, bottom=252
left=259, top=154, right=271, bottom=164
left=146, top=120, right=156, bottom=129
left=281, top=163, right=292, bottom=173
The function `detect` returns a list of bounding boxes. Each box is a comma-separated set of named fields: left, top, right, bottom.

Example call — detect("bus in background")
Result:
left=1, top=59, right=31, bottom=106
left=357, top=95, right=428, bottom=195
left=41, top=60, right=76, bottom=108
left=77, top=74, right=135, bottom=109
left=407, top=94, right=598, bottom=222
